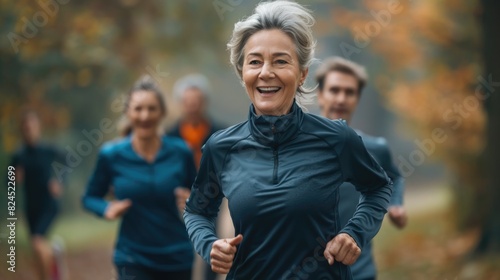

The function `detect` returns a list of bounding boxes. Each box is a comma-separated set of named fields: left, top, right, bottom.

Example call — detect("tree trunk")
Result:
left=475, top=0, right=500, bottom=253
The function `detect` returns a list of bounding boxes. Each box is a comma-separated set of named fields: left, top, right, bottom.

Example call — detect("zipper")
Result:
left=273, top=147, right=278, bottom=184
left=272, top=124, right=279, bottom=184
left=150, top=162, right=155, bottom=194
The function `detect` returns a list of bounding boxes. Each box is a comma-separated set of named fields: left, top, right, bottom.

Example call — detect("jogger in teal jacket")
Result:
left=82, top=75, right=196, bottom=280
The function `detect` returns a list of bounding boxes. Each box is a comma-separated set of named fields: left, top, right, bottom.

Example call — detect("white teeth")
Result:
left=258, top=87, right=280, bottom=92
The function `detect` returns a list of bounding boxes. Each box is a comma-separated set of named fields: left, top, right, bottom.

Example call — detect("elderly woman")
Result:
left=184, top=1, right=392, bottom=279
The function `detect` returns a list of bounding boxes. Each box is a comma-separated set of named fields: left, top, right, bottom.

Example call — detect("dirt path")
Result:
left=0, top=245, right=114, bottom=280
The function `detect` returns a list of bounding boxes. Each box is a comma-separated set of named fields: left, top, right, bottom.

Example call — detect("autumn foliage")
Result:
left=330, top=0, right=487, bottom=228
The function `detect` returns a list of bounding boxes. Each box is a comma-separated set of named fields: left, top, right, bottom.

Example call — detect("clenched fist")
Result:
left=104, top=199, right=132, bottom=220
left=210, top=234, right=243, bottom=274
left=388, top=206, right=408, bottom=229
left=324, top=233, right=361, bottom=266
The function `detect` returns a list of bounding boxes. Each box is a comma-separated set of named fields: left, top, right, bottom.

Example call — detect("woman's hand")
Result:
left=104, top=199, right=132, bottom=220
left=388, top=206, right=408, bottom=229
left=210, top=234, right=243, bottom=274
left=48, top=178, right=63, bottom=198
left=174, top=187, right=191, bottom=215
left=324, top=233, right=361, bottom=266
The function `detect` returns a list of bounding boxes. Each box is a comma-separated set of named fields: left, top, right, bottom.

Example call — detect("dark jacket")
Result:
left=82, top=136, right=197, bottom=271
left=10, top=143, right=64, bottom=211
left=184, top=102, right=392, bottom=280
left=339, top=131, right=405, bottom=279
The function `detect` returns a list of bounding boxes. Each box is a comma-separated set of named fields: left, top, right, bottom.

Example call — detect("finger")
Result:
left=177, top=198, right=184, bottom=205
left=397, top=214, right=408, bottom=228
left=211, top=259, right=233, bottom=270
left=176, top=197, right=188, bottom=206
left=175, top=187, right=190, bottom=197
left=228, top=234, right=243, bottom=246
left=210, top=248, right=235, bottom=262
left=211, top=252, right=235, bottom=263
left=323, top=241, right=336, bottom=265
left=328, top=237, right=343, bottom=258
left=389, top=208, right=408, bottom=228
left=120, top=199, right=133, bottom=207
left=213, top=240, right=237, bottom=255
left=323, top=249, right=335, bottom=265
left=177, top=201, right=186, bottom=210
left=342, top=244, right=361, bottom=265
left=117, top=203, right=132, bottom=212
left=333, top=241, right=348, bottom=263
left=394, top=216, right=404, bottom=228
left=116, top=200, right=132, bottom=215
left=211, top=264, right=230, bottom=274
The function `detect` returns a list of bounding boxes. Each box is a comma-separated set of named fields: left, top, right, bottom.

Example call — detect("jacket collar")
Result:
left=124, top=134, right=168, bottom=163
left=248, top=101, right=303, bottom=147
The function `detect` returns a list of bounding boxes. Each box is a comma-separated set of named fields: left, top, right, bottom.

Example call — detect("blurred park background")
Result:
left=1, top=0, right=499, bottom=279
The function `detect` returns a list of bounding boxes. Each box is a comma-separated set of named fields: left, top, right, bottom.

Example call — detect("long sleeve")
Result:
left=81, top=148, right=112, bottom=217
left=378, top=145, right=405, bottom=206
left=183, top=138, right=224, bottom=264
left=337, top=126, right=393, bottom=248
left=184, top=149, right=197, bottom=189
left=50, top=146, right=68, bottom=186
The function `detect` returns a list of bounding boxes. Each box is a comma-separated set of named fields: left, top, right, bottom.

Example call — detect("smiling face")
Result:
left=242, top=29, right=308, bottom=116
left=317, top=71, right=360, bottom=122
left=126, top=90, right=165, bottom=139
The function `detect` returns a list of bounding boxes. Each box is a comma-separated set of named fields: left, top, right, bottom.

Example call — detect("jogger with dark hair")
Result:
left=9, top=110, right=65, bottom=280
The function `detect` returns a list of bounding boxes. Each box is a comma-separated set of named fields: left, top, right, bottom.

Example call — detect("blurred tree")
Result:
left=330, top=0, right=500, bottom=254
left=475, top=0, right=500, bottom=253
left=0, top=0, right=228, bottom=147
left=0, top=0, right=227, bottom=213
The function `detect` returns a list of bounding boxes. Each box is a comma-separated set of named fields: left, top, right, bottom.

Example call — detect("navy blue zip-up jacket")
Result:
left=10, top=143, right=64, bottom=211
left=184, top=102, right=392, bottom=280
left=339, top=131, right=405, bottom=279
left=82, top=135, right=196, bottom=271
left=9, top=143, right=64, bottom=235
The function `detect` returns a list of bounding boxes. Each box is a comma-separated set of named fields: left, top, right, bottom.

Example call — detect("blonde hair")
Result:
left=119, top=75, right=167, bottom=136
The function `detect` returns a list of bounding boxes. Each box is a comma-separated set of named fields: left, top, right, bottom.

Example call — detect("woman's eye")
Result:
left=276, top=60, right=288, bottom=64
left=249, top=60, right=261, bottom=65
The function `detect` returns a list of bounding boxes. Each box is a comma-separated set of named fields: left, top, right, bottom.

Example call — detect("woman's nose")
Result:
left=259, top=62, right=275, bottom=79
left=139, top=110, right=150, bottom=120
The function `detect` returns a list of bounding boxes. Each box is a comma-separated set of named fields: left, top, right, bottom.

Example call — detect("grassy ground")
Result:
left=374, top=186, right=500, bottom=280
left=1, top=185, right=499, bottom=279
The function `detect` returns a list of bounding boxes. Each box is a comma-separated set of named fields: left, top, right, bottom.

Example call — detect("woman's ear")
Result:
left=300, top=68, right=309, bottom=85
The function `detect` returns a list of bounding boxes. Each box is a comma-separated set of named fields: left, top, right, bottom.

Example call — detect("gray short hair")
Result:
left=227, top=0, right=316, bottom=95
left=173, top=73, right=211, bottom=101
